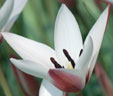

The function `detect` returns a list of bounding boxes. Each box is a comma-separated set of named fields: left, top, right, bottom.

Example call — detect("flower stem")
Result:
left=65, top=92, right=69, bottom=96
left=75, top=92, right=83, bottom=96
left=63, top=92, right=69, bottom=96
left=0, top=68, right=12, bottom=96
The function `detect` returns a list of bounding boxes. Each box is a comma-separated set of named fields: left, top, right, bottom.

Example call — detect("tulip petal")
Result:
left=2, top=0, right=28, bottom=31
left=54, top=4, right=83, bottom=67
left=75, top=37, right=93, bottom=76
left=2, top=32, right=56, bottom=68
left=39, top=80, right=63, bottom=96
left=49, top=69, right=85, bottom=92
left=11, top=64, right=39, bottom=96
left=10, top=58, right=49, bottom=79
left=0, top=0, right=14, bottom=30
left=84, top=6, right=110, bottom=75
left=12, top=0, right=27, bottom=15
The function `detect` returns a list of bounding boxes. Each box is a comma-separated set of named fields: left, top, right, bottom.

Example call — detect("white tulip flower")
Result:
left=1, top=4, right=110, bottom=94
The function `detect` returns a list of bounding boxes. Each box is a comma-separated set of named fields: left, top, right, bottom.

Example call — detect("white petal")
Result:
left=10, top=58, right=49, bottom=79
left=2, top=0, right=28, bottom=31
left=0, top=0, right=14, bottom=30
left=2, top=32, right=55, bottom=68
left=12, top=0, right=27, bottom=15
left=39, top=80, right=63, bottom=96
left=84, top=6, right=109, bottom=74
left=75, top=37, right=93, bottom=75
left=54, top=4, right=83, bottom=67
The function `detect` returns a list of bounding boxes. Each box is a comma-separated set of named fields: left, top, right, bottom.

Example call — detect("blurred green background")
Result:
left=0, top=0, right=113, bottom=96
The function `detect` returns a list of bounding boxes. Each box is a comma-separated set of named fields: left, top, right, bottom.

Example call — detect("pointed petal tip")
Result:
left=10, top=58, right=22, bottom=72
left=84, top=5, right=110, bottom=77
left=107, top=4, right=110, bottom=8
left=60, top=3, right=68, bottom=12
left=1, top=32, right=56, bottom=69
left=85, top=4, right=110, bottom=52
left=103, top=5, right=110, bottom=22
left=61, top=3, right=66, bottom=7
left=106, top=5, right=110, bottom=13
left=10, top=58, right=49, bottom=79
left=55, top=2, right=83, bottom=65
left=106, top=5, right=111, bottom=26
left=83, top=5, right=111, bottom=79
left=10, top=58, right=19, bottom=66
left=10, top=58, right=16, bottom=62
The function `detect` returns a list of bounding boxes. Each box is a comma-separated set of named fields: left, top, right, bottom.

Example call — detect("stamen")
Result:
left=63, top=49, right=75, bottom=68
left=79, top=49, right=83, bottom=56
left=50, top=57, right=64, bottom=68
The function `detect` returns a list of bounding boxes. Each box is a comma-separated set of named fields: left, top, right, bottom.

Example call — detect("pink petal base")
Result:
left=49, top=69, right=84, bottom=93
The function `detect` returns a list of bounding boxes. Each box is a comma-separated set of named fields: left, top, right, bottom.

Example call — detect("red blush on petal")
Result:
left=49, top=69, right=84, bottom=93
left=0, top=33, right=3, bottom=43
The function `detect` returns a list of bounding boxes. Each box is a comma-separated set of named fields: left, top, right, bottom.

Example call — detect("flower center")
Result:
left=67, top=61, right=73, bottom=69
left=50, top=49, right=83, bottom=69
left=63, top=49, right=75, bottom=68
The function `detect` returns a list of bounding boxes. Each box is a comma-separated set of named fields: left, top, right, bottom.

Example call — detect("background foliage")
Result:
left=0, top=0, right=113, bottom=96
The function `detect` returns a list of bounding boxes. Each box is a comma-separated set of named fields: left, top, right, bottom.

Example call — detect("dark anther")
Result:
left=79, top=49, right=83, bottom=57
left=50, top=57, right=64, bottom=68
left=63, top=49, right=75, bottom=68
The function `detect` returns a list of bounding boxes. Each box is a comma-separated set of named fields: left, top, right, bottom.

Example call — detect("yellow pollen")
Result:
left=67, top=62, right=73, bottom=69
